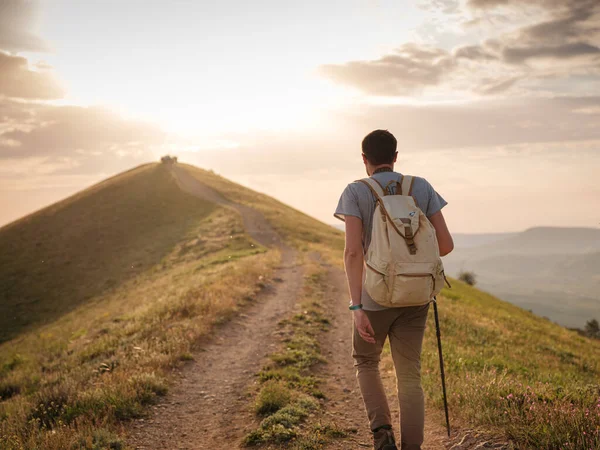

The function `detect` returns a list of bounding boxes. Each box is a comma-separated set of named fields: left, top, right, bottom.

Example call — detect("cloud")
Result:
left=502, top=42, right=600, bottom=64
left=321, top=0, right=599, bottom=97
left=463, top=0, right=600, bottom=55
left=418, top=0, right=461, bottom=14
left=0, top=101, right=165, bottom=176
left=0, top=0, right=47, bottom=52
left=319, top=44, right=454, bottom=95
left=0, top=51, right=64, bottom=99
left=519, top=3, right=599, bottom=44
left=476, top=76, right=520, bottom=94
left=334, top=96, right=600, bottom=152
left=454, top=45, right=499, bottom=61
left=182, top=95, right=600, bottom=184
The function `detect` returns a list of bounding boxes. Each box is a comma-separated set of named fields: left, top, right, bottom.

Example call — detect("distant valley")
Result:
left=332, top=223, right=600, bottom=328
left=438, top=227, right=600, bottom=328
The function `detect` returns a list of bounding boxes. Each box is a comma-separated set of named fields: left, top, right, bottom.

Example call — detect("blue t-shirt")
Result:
left=334, top=171, right=448, bottom=311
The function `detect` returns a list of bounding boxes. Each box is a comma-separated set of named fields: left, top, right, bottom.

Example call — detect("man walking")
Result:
left=334, top=130, right=454, bottom=450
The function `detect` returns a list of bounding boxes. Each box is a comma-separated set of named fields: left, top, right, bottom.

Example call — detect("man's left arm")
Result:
left=424, top=180, right=454, bottom=257
left=428, top=210, right=454, bottom=256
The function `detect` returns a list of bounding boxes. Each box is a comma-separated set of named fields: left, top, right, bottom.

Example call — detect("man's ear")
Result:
left=393, top=152, right=398, bottom=163
left=362, top=153, right=368, bottom=164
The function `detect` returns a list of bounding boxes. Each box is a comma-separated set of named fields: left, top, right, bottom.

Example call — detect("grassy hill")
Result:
left=0, top=163, right=279, bottom=448
left=0, top=162, right=598, bottom=449
left=419, top=281, right=600, bottom=448
left=0, top=164, right=217, bottom=343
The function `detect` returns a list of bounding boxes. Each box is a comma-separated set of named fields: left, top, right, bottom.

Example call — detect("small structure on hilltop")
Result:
left=160, top=155, right=178, bottom=164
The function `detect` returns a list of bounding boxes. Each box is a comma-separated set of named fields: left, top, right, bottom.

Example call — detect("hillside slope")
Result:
left=176, top=164, right=600, bottom=447
left=0, top=162, right=279, bottom=449
left=420, top=280, right=600, bottom=448
left=0, top=162, right=598, bottom=450
left=0, top=163, right=217, bottom=343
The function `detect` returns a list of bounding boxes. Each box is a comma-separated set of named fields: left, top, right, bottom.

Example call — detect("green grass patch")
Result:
left=71, top=428, right=124, bottom=450
left=419, top=279, right=600, bottom=448
left=243, top=260, right=345, bottom=448
left=255, top=381, right=292, bottom=416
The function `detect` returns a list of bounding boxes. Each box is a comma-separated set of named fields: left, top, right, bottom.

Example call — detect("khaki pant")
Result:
left=352, top=303, right=430, bottom=450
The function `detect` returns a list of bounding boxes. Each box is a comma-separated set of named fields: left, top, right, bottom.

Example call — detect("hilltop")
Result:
left=0, top=162, right=598, bottom=450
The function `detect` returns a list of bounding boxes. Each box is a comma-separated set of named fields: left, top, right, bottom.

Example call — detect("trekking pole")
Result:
left=432, top=297, right=450, bottom=437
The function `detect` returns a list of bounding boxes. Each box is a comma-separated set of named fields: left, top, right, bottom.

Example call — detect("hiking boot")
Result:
left=373, top=427, right=398, bottom=450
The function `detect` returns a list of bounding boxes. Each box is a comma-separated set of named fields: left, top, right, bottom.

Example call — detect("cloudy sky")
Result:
left=1, top=0, right=599, bottom=233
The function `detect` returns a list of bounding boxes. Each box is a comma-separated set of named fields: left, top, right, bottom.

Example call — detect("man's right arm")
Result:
left=344, top=215, right=376, bottom=344
left=343, top=215, right=365, bottom=307
left=428, top=210, right=454, bottom=256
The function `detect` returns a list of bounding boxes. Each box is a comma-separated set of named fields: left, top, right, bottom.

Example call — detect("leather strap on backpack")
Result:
left=357, top=178, right=418, bottom=255
left=400, top=218, right=418, bottom=254
left=358, top=179, right=387, bottom=222
left=360, top=178, right=385, bottom=198
left=400, top=175, right=414, bottom=196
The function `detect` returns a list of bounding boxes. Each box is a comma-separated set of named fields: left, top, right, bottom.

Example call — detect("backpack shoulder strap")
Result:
left=357, top=178, right=385, bottom=201
left=400, top=175, right=414, bottom=196
left=358, top=178, right=417, bottom=254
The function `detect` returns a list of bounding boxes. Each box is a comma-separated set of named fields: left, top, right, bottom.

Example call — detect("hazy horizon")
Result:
left=2, top=0, right=599, bottom=233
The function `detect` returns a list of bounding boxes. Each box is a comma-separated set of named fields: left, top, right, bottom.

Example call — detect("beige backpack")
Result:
left=359, top=175, right=448, bottom=307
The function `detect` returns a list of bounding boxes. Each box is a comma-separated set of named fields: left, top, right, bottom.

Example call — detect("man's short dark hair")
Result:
left=362, top=129, right=397, bottom=165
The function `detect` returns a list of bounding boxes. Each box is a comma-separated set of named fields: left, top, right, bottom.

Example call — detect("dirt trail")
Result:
left=127, top=165, right=452, bottom=449
left=171, top=165, right=283, bottom=249
left=127, top=166, right=303, bottom=449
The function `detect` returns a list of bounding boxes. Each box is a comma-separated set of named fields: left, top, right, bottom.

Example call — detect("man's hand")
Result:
left=354, top=309, right=376, bottom=344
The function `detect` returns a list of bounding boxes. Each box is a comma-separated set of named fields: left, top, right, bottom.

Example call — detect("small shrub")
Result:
left=28, top=384, right=72, bottom=428
left=458, top=271, right=477, bottom=286
left=271, top=349, right=323, bottom=369
left=242, top=430, right=265, bottom=446
left=266, top=423, right=297, bottom=443
left=129, top=372, right=168, bottom=405
left=584, top=318, right=599, bottom=339
left=62, top=390, right=106, bottom=424
left=105, top=391, right=145, bottom=421
left=72, top=428, right=123, bottom=450
left=179, top=352, right=194, bottom=361
left=260, top=405, right=307, bottom=429
left=255, top=380, right=291, bottom=416
left=0, top=380, right=20, bottom=401
left=1, top=354, right=24, bottom=375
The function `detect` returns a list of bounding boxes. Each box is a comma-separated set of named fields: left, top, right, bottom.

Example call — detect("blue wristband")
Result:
left=349, top=304, right=363, bottom=311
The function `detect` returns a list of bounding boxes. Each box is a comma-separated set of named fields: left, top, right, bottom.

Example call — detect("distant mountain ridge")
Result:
left=476, top=226, right=600, bottom=255
left=444, top=226, right=600, bottom=328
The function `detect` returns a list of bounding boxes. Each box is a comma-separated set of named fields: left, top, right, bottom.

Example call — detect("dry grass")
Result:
left=185, top=164, right=600, bottom=447
left=379, top=279, right=600, bottom=448
left=179, top=164, right=345, bottom=257
left=0, top=163, right=280, bottom=449
left=0, top=164, right=216, bottom=343
left=3, top=161, right=597, bottom=449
